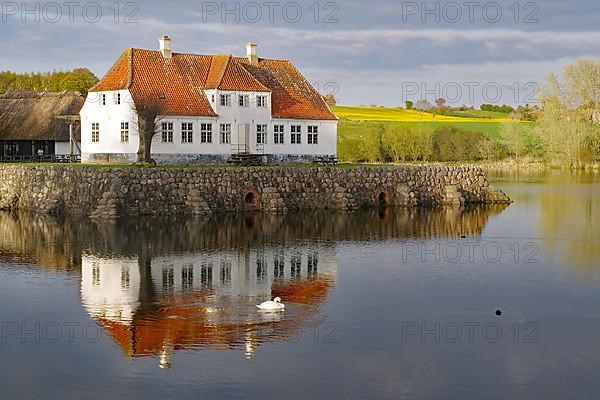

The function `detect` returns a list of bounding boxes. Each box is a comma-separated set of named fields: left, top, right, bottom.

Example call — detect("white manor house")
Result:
left=80, top=37, right=338, bottom=165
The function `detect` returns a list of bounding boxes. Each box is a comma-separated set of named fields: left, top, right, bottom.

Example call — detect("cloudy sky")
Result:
left=1, top=0, right=599, bottom=106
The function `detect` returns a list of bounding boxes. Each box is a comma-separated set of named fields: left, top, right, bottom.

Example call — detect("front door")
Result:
left=237, top=124, right=250, bottom=153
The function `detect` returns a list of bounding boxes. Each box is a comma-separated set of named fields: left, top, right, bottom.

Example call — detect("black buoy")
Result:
left=495, top=309, right=502, bottom=317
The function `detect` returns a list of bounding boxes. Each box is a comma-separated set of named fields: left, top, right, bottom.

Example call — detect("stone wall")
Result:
left=0, top=165, right=511, bottom=219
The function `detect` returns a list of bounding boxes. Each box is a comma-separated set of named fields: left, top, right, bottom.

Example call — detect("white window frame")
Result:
left=308, top=126, right=319, bottom=145
left=201, top=123, right=213, bottom=144
left=115, top=92, right=121, bottom=105
left=182, top=122, right=194, bottom=144
left=274, top=125, right=284, bottom=144
left=120, top=122, right=129, bottom=143
left=220, top=94, right=231, bottom=107
left=239, top=94, right=249, bottom=107
left=291, top=125, right=301, bottom=144
left=257, top=95, right=267, bottom=108
left=220, top=123, right=231, bottom=144
left=91, top=123, right=100, bottom=143
left=256, top=124, right=267, bottom=145
left=101, top=94, right=106, bottom=106
left=161, top=122, right=174, bottom=143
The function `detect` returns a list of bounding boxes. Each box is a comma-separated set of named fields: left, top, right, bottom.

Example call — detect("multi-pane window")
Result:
left=308, top=253, right=319, bottom=277
left=92, top=263, right=100, bottom=285
left=182, top=266, right=194, bottom=290
left=274, top=254, right=285, bottom=279
left=115, top=92, right=121, bottom=105
left=91, top=123, right=100, bottom=143
left=291, top=125, right=301, bottom=144
left=211, top=94, right=215, bottom=103
left=201, top=123, right=213, bottom=143
left=120, top=122, right=129, bottom=143
left=201, top=264, right=213, bottom=288
left=257, top=95, right=267, bottom=108
left=256, top=124, right=267, bottom=144
left=220, top=261, right=232, bottom=286
left=161, top=122, right=174, bottom=143
left=239, top=94, right=249, bottom=107
left=182, top=122, right=193, bottom=143
left=162, top=268, right=174, bottom=291
left=291, top=254, right=301, bottom=279
left=274, top=125, right=284, bottom=144
left=220, top=94, right=231, bottom=106
left=121, top=267, right=130, bottom=289
left=308, top=126, right=319, bottom=144
left=220, top=124, right=231, bottom=144
left=257, top=256, right=266, bottom=281
left=101, top=94, right=106, bottom=106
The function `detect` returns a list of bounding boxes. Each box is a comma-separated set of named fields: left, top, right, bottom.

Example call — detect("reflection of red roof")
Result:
left=95, top=277, right=334, bottom=357
left=90, top=48, right=337, bottom=121
left=272, top=277, right=335, bottom=305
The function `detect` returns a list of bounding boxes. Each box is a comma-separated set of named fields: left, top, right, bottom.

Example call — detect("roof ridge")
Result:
left=89, top=48, right=133, bottom=93
left=215, top=55, right=232, bottom=89
left=126, top=48, right=134, bottom=89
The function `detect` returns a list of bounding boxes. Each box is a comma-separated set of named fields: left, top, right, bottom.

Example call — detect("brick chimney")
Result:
left=246, top=43, right=258, bottom=65
left=159, top=35, right=172, bottom=59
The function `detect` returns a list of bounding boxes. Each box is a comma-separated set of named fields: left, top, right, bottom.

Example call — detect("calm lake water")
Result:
left=1, top=170, right=599, bottom=399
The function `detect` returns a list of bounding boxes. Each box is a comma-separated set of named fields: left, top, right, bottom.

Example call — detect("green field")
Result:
left=331, top=105, right=519, bottom=163
left=332, top=105, right=511, bottom=138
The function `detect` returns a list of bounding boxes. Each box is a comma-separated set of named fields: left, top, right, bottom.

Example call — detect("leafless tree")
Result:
left=126, top=98, right=163, bottom=165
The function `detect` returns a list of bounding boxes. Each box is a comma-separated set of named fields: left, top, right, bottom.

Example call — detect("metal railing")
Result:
left=0, top=154, right=81, bottom=163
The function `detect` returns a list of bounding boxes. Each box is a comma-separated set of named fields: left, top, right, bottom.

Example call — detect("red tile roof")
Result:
left=205, top=55, right=270, bottom=92
left=90, top=48, right=337, bottom=120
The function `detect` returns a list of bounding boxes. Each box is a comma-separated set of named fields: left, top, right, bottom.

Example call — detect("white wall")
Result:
left=80, top=89, right=139, bottom=157
left=151, top=116, right=221, bottom=155
left=80, top=256, right=141, bottom=323
left=55, top=141, right=81, bottom=155
left=80, top=89, right=338, bottom=161
left=149, top=245, right=337, bottom=298
left=267, top=119, right=337, bottom=156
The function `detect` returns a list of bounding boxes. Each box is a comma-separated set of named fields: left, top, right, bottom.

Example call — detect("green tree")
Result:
left=537, top=59, right=600, bottom=166
left=60, top=68, right=99, bottom=95
left=359, top=124, right=387, bottom=163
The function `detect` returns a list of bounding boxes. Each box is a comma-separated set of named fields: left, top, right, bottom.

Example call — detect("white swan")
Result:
left=256, top=297, right=285, bottom=310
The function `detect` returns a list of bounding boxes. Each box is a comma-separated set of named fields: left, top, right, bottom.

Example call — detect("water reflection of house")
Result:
left=80, top=245, right=337, bottom=366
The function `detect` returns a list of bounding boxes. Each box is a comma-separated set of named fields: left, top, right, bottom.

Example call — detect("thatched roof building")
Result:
left=0, top=90, right=84, bottom=141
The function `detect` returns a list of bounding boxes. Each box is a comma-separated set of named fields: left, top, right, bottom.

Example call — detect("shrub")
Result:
left=432, top=126, right=486, bottom=161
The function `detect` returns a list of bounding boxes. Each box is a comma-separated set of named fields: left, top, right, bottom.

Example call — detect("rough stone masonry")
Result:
left=0, top=165, right=511, bottom=220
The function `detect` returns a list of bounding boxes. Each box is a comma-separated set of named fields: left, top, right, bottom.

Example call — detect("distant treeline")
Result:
left=0, top=68, right=99, bottom=95
left=480, top=104, right=515, bottom=113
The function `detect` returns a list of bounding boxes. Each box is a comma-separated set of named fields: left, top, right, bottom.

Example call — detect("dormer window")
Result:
left=239, top=95, right=249, bottom=107
left=220, top=94, right=231, bottom=107
left=257, top=95, right=267, bottom=108
left=211, top=94, right=215, bottom=103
